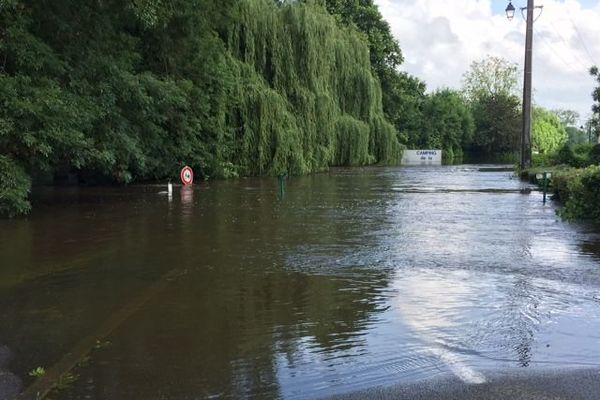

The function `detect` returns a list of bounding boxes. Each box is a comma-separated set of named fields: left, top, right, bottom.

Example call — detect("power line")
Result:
left=568, top=16, right=597, bottom=66
left=546, top=20, right=591, bottom=70
left=533, top=27, right=581, bottom=73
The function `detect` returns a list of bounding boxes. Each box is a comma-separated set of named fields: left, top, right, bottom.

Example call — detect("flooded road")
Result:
left=1, top=165, right=600, bottom=399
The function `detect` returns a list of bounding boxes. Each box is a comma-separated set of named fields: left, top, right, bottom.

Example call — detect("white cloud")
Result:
left=375, top=0, right=600, bottom=123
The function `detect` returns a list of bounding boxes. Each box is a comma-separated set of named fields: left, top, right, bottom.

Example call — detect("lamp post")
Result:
left=585, top=123, right=591, bottom=144
left=582, top=120, right=595, bottom=143
left=506, top=1, right=543, bottom=170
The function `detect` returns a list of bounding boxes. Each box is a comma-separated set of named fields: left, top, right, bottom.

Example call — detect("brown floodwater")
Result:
left=1, top=166, right=600, bottom=399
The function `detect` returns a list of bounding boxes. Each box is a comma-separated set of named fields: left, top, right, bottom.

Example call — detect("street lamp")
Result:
left=505, top=2, right=516, bottom=20
left=506, top=1, right=543, bottom=170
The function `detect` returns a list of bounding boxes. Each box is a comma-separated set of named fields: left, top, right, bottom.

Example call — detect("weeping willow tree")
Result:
left=222, top=0, right=402, bottom=176
left=0, top=0, right=403, bottom=216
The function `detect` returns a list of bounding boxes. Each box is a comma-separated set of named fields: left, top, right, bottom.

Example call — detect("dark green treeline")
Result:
left=0, top=0, right=402, bottom=216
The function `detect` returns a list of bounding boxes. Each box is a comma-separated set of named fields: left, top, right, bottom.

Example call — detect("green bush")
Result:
left=532, top=152, right=556, bottom=168
left=553, top=165, right=600, bottom=221
left=572, top=143, right=595, bottom=158
left=554, top=144, right=576, bottom=166
left=550, top=168, right=577, bottom=202
left=534, top=143, right=597, bottom=168
left=589, top=144, right=600, bottom=165
left=0, top=156, right=31, bottom=218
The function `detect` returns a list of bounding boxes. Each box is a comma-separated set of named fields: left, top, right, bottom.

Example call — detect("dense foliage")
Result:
left=528, top=78, right=600, bottom=221
left=0, top=0, right=405, bottom=216
left=462, top=56, right=521, bottom=159
left=529, top=140, right=600, bottom=221
left=314, top=0, right=403, bottom=78
left=532, top=107, right=568, bottom=154
left=418, top=89, right=474, bottom=162
left=553, top=109, right=589, bottom=146
left=462, top=57, right=519, bottom=101
left=1, top=0, right=590, bottom=217
left=381, top=71, right=425, bottom=145
left=0, top=155, right=31, bottom=217
left=552, top=165, right=600, bottom=221
left=312, top=0, right=429, bottom=153
left=533, top=143, right=599, bottom=168
left=591, top=66, right=600, bottom=139
left=470, top=93, right=521, bottom=156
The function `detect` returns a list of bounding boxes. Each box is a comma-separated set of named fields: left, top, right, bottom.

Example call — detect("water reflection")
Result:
left=0, top=344, right=21, bottom=399
left=0, top=166, right=599, bottom=399
left=394, top=269, right=487, bottom=384
left=180, top=185, right=194, bottom=214
left=0, top=173, right=394, bottom=399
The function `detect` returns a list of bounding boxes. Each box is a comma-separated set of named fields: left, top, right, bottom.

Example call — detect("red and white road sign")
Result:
left=180, top=166, right=194, bottom=185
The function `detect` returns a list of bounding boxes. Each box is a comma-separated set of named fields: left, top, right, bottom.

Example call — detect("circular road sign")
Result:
left=180, top=166, right=194, bottom=186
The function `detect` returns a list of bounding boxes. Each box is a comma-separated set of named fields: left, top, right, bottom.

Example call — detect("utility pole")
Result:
left=506, top=1, right=542, bottom=170
left=521, top=0, right=534, bottom=170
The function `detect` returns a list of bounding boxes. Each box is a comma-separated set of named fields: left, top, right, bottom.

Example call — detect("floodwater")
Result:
left=1, top=166, right=600, bottom=399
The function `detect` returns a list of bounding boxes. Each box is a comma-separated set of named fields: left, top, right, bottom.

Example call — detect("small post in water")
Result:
left=543, top=172, right=548, bottom=204
left=536, top=172, right=551, bottom=204
left=278, top=173, right=286, bottom=200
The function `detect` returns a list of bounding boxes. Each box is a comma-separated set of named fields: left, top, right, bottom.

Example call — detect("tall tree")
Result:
left=309, top=0, right=419, bottom=148
left=532, top=108, right=568, bottom=154
left=591, top=66, right=600, bottom=142
left=380, top=70, right=426, bottom=145
left=469, top=93, right=521, bottom=155
left=314, top=0, right=403, bottom=78
left=553, top=109, right=580, bottom=128
left=419, top=89, right=474, bottom=161
left=462, top=56, right=521, bottom=157
left=1, top=0, right=404, bottom=216
left=462, top=56, right=519, bottom=102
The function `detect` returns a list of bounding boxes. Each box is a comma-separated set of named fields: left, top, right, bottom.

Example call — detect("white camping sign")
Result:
left=401, top=150, right=442, bottom=165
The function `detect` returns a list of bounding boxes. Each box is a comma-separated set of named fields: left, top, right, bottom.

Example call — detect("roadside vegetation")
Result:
left=522, top=66, right=600, bottom=221
left=524, top=143, right=600, bottom=221
left=1, top=0, right=598, bottom=217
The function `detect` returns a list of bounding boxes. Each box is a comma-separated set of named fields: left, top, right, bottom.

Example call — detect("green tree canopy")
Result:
left=462, top=56, right=519, bottom=103
left=462, top=56, right=521, bottom=157
left=380, top=70, right=426, bottom=145
left=532, top=108, right=568, bottom=154
left=566, top=126, right=588, bottom=145
left=0, top=0, right=403, bottom=216
left=591, top=66, right=600, bottom=142
left=419, top=89, right=474, bottom=161
left=309, top=0, right=416, bottom=148
left=553, top=109, right=580, bottom=127
left=469, top=93, right=521, bottom=155
left=313, top=0, right=403, bottom=78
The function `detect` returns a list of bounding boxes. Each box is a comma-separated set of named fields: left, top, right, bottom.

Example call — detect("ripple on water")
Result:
left=0, top=345, right=22, bottom=400
left=3, top=166, right=600, bottom=400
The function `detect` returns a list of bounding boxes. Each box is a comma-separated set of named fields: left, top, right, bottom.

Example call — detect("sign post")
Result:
left=401, top=150, right=442, bottom=165
left=180, top=166, right=194, bottom=186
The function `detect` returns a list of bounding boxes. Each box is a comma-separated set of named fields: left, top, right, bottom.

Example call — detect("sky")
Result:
left=374, top=0, right=600, bottom=124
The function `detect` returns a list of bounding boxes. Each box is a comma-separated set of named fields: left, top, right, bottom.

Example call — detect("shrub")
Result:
left=554, top=144, right=576, bottom=166
left=532, top=152, right=556, bottom=168
left=589, top=144, right=600, bottom=165
left=535, top=143, right=597, bottom=168
left=0, top=156, right=32, bottom=218
left=553, top=165, right=600, bottom=221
